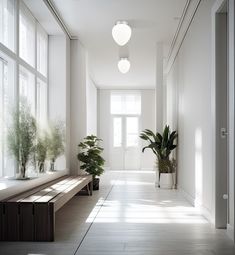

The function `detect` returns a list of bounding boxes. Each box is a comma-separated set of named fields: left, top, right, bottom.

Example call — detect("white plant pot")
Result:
left=153, top=165, right=160, bottom=188
left=159, top=173, right=173, bottom=189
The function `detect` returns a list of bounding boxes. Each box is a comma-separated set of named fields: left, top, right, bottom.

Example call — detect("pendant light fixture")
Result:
left=118, top=58, right=130, bottom=74
left=112, top=21, right=132, bottom=46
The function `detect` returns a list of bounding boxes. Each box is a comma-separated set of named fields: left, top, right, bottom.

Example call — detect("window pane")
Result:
left=111, top=94, right=123, bottom=114
left=0, top=54, right=15, bottom=177
left=0, top=0, right=15, bottom=51
left=19, top=2, right=35, bottom=67
left=126, top=117, right=139, bottom=147
left=113, top=117, right=122, bottom=147
left=111, top=92, right=141, bottom=115
left=37, top=78, right=47, bottom=128
left=125, top=94, right=141, bottom=115
left=19, top=65, right=35, bottom=116
left=37, top=24, right=47, bottom=76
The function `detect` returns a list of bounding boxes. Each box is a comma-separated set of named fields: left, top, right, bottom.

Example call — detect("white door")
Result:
left=110, top=115, right=141, bottom=170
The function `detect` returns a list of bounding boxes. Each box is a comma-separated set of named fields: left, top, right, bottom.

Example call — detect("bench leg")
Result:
left=76, top=182, right=93, bottom=196
left=88, top=181, right=93, bottom=196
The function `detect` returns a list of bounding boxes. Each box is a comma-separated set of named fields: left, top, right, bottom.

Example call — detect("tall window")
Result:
left=0, top=0, right=15, bottom=51
left=0, top=54, right=15, bottom=177
left=37, top=78, right=47, bottom=128
left=19, top=65, right=35, bottom=115
left=37, top=24, right=47, bottom=76
left=0, top=1, right=48, bottom=177
left=111, top=91, right=141, bottom=115
left=19, top=2, right=35, bottom=67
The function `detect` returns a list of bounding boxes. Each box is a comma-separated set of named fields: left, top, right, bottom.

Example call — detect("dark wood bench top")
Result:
left=5, top=175, right=92, bottom=209
left=0, top=175, right=93, bottom=241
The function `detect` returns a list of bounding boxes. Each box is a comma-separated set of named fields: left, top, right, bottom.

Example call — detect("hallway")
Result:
left=1, top=170, right=234, bottom=255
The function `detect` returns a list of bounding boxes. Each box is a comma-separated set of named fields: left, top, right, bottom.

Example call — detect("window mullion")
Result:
left=14, top=0, right=20, bottom=176
left=35, top=14, right=37, bottom=129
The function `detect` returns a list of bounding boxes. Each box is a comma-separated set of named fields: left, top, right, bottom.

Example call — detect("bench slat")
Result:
left=34, top=203, right=54, bottom=241
left=19, top=203, right=34, bottom=241
left=33, top=177, right=84, bottom=203
left=52, top=176, right=92, bottom=212
left=0, top=203, right=3, bottom=240
left=20, top=177, right=74, bottom=203
left=7, top=176, right=69, bottom=202
left=4, top=202, right=20, bottom=241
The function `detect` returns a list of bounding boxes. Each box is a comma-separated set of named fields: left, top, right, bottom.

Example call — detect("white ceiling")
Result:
left=52, top=0, right=187, bottom=89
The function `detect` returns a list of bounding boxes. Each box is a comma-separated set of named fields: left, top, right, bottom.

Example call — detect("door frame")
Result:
left=212, top=0, right=234, bottom=239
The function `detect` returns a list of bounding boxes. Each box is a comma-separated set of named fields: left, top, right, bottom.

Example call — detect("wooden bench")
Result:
left=0, top=175, right=93, bottom=242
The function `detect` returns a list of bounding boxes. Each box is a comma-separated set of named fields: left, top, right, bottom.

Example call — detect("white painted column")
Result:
left=70, top=39, right=87, bottom=175
left=48, top=35, right=68, bottom=171
left=155, top=42, right=164, bottom=132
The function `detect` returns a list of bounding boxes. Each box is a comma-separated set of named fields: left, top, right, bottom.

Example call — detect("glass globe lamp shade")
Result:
left=112, top=21, right=132, bottom=46
left=118, top=58, right=130, bottom=74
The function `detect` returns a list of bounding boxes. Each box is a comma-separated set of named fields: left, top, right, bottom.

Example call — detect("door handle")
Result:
left=223, top=194, right=228, bottom=200
left=221, top=128, right=228, bottom=138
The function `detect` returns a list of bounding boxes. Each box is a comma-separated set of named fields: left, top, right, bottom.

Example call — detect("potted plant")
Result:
left=140, top=125, right=177, bottom=189
left=47, top=122, right=65, bottom=171
left=77, top=135, right=105, bottom=190
left=36, top=130, right=49, bottom=173
left=7, top=101, right=37, bottom=179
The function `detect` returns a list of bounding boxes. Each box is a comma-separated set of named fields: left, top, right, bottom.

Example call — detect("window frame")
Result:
left=110, top=90, right=142, bottom=115
left=0, top=0, right=48, bottom=178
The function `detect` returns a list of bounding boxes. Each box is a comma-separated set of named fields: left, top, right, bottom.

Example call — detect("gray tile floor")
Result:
left=0, top=170, right=235, bottom=255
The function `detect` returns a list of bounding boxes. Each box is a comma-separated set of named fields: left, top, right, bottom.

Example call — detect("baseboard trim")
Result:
left=179, top=187, right=213, bottom=223
left=227, top=224, right=234, bottom=241
left=179, top=187, right=195, bottom=205
left=141, top=167, right=154, bottom=171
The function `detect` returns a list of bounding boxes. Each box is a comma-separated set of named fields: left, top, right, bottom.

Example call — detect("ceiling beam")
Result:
left=165, top=0, right=202, bottom=74
left=43, top=0, right=77, bottom=40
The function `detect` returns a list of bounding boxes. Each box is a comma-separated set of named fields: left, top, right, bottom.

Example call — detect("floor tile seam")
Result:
left=73, top=174, right=121, bottom=255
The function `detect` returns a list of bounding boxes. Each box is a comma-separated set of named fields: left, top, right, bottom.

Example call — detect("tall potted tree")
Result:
left=36, top=130, right=49, bottom=173
left=77, top=135, right=105, bottom=190
left=47, top=122, right=65, bottom=171
left=7, top=101, right=37, bottom=179
left=140, top=125, right=177, bottom=189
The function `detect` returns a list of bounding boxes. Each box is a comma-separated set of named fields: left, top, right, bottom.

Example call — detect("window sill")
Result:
left=0, top=169, right=69, bottom=200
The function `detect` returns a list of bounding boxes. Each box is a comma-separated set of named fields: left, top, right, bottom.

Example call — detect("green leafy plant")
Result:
left=36, top=130, right=49, bottom=173
left=140, top=125, right=177, bottom=173
left=7, top=100, right=37, bottom=179
left=77, top=135, right=105, bottom=179
left=47, top=122, right=65, bottom=171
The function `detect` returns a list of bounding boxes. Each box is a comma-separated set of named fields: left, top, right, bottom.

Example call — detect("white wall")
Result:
left=65, top=35, right=71, bottom=170
left=98, top=89, right=156, bottom=169
left=86, top=76, right=97, bottom=135
left=70, top=40, right=87, bottom=174
left=70, top=40, right=98, bottom=174
left=98, top=89, right=111, bottom=168
left=48, top=35, right=70, bottom=170
left=166, top=0, right=214, bottom=219
left=140, top=90, right=156, bottom=169
left=49, top=36, right=66, bottom=121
